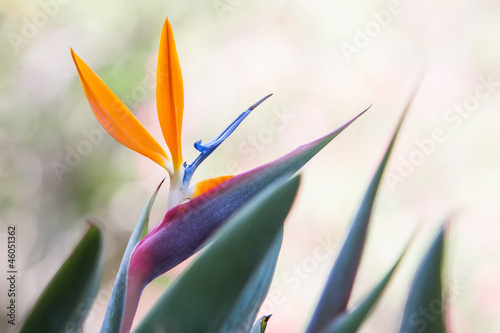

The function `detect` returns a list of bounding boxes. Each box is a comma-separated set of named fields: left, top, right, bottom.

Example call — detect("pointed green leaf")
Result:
left=306, top=100, right=412, bottom=333
left=100, top=180, right=163, bottom=333
left=319, top=237, right=412, bottom=333
left=250, top=315, right=272, bottom=333
left=20, top=224, right=102, bottom=333
left=399, top=222, right=448, bottom=333
left=220, top=232, right=282, bottom=333
left=134, top=176, right=301, bottom=333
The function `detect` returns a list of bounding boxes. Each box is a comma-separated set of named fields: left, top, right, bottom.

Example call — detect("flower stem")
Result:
left=120, top=274, right=145, bottom=333
left=167, top=168, right=186, bottom=210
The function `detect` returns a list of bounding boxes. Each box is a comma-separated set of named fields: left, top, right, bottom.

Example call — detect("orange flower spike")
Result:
left=192, top=175, right=234, bottom=198
left=157, top=18, right=184, bottom=171
left=71, top=49, right=173, bottom=175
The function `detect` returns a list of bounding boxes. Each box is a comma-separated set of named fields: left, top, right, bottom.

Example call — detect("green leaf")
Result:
left=399, top=222, right=448, bottom=333
left=100, top=180, right=163, bottom=333
left=306, top=99, right=412, bottom=333
left=134, top=176, right=301, bottom=333
left=219, top=232, right=283, bottom=333
left=20, top=224, right=102, bottom=333
left=319, top=237, right=412, bottom=333
left=250, top=315, right=272, bottom=333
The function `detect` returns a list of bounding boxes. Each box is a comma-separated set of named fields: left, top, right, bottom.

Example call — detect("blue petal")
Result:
left=183, top=94, right=272, bottom=186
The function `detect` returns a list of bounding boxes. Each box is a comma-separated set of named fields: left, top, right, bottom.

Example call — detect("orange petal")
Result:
left=71, top=49, right=172, bottom=173
left=157, top=18, right=184, bottom=169
left=192, top=175, right=234, bottom=198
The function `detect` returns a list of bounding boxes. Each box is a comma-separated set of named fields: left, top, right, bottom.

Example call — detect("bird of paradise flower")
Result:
left=71, top=18, right=367, bottom=333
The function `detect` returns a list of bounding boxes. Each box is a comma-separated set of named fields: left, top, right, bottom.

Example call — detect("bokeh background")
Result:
left=1, top=0, right=499, bottom=332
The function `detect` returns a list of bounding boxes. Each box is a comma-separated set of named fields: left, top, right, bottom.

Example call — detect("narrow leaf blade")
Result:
left=306, top=102, right=411, bottom=333
left=20, top=224, right=102, bottom=333
left=219, top=232, right=283, bottom=333
left=320, top=237, right=412, bottom=333
left=399, top=222, right=448, bottom=333
left=100, top=180, right=163, bottom=333
left=134, top=176, right=301, bottom=333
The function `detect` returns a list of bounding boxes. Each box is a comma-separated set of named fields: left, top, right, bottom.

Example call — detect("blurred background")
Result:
left=1, top=0, right=499, bottom=332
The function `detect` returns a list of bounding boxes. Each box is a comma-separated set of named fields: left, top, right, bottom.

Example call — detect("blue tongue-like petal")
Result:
left=183, top=94, right=272, bottom=186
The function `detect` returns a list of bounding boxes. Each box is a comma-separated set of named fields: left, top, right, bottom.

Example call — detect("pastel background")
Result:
left=1, top=0, right=499, bottom=332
